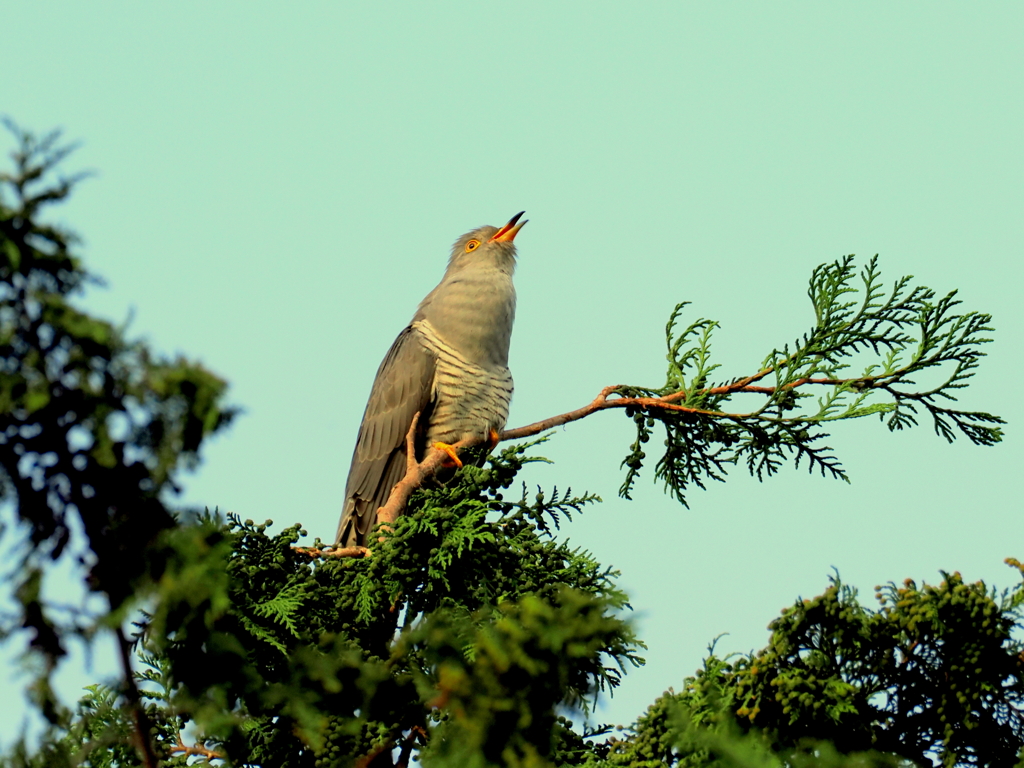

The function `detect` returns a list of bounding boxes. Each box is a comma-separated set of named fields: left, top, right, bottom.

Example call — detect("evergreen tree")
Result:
left=1, top=123, right=1015, bottom=767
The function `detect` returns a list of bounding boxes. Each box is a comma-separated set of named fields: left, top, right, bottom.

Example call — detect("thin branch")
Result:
left=396, top=725, right=428, bottom=768
left=171, top=735, right=225, bottom=760
left=308, top=411, right=475, bottom=558
left=356, top=738, right=395, bottom=768
left=295, top=545, right=369, bottom=559
left=382, top=377, right=837, bottom=523
left=115, top=626, right=159, bottom=768
left=377, top=411, right=476, bottom=526
left=500, top=374, right=857, bottom=441
left=499, top=385, right=622, bottom=440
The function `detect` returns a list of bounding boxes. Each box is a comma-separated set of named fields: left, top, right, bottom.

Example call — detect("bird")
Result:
left=334, top=212, right=527, bottom=548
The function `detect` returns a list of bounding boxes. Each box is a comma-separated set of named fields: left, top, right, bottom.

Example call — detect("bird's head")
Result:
left=446, top=211, right=527, bottom=274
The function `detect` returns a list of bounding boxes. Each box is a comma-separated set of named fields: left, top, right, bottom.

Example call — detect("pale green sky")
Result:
left=2, top=1, right=1022, bottom=743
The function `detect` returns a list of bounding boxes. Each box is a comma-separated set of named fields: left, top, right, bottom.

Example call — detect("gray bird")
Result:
left=335, top=212, right=527, bottom=548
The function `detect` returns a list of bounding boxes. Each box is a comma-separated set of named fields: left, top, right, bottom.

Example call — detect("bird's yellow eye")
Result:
left=465, top=239, right=480, bottom=252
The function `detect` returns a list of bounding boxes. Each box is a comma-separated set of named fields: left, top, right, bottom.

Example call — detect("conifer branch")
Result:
left=302, top=255, right=1004, bottom=533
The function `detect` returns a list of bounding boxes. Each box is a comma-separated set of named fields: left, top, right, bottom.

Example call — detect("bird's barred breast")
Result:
left=412, top=319, right=513, bottom=445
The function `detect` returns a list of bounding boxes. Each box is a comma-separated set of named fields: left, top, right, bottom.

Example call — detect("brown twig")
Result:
left=171, top=735, right=225, bottom=760
left=396, top=725, right=429, bottom=768
left=115, top=626, right=159, bottom=768
left=500, top=374, right=854, bottom=441
left=499, top=383, right=725, bottom=440
left=294, top=545, right=369, bottom=559
left=355, top=738, right=394, bottom=768
left=376, top=412, right=478, bottom=527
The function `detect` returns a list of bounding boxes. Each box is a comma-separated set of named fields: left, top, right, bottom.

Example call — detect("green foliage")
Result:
left=191, top=444, right=640, bottom=766
left=2, top=447, right=640, bottom=767
left=0, top=120, right=236, bottom=722
left=618, top=256, right=1004, bottom=505
left=18, top=559, right=1024, bottom=766
left=1, top=122, right=1015, bottom=767
left=667, top=565, right=1024, bottom=767
left=558, top=564, right=1024, bottom=767
left=409, top=587, right=634, bottom=768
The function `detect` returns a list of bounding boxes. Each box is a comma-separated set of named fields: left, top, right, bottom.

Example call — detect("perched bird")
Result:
left=335, top=212, right=527, bottom=548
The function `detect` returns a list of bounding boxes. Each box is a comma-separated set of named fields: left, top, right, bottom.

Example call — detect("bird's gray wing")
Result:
left=336, top=325, right=436, bottom=547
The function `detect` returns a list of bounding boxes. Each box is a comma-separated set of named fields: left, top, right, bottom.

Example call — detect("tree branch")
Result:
left=500, top=373, right=860, bottom=441
left=302, top=321, right=990, bottom=551
left=171, top=735, right=225, bottom=761
left=396, top=725, right=428, bottom=768
left=371, top=410, right=478, bottom=528
left=300, top=373, right=873, bottom=555
left=295, top=545, right=369, bottom=558
left=115, top=626, right=159, bottom=768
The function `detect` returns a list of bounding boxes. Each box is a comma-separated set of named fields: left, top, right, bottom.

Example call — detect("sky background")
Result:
left=2, top=1, right=1022, bottom=748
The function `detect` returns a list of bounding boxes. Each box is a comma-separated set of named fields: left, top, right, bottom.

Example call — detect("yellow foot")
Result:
left=432, top=441, right=463, bottom=468
left=487, top=428, right=502, bottom=451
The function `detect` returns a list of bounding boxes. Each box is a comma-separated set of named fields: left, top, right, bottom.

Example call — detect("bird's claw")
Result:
left=487, top=428, right=501, bottom=451
left=432, top=442, right=463, bottom=468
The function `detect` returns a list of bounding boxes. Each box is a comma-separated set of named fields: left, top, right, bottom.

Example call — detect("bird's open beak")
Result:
left=490, top=211, right=527, bottom=242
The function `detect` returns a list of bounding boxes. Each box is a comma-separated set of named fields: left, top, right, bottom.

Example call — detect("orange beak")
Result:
left=490, top=211, right=528, bottom=242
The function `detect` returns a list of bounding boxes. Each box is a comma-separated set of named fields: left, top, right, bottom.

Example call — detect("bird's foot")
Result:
left=486, top=428, right=502, bottom=451
left=432, top=441, right=463, bottom=468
